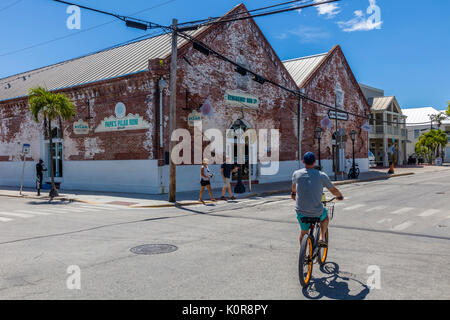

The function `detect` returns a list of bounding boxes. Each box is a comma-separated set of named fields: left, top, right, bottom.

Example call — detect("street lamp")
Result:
left=233, top=120, right=246, bottom=194
left=314, top=127, right=323, bottom=170
left=349, top=130, right=357, bottom=179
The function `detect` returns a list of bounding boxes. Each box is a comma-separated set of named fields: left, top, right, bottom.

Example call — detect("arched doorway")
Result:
left=228, top=119, right=252, bottom=181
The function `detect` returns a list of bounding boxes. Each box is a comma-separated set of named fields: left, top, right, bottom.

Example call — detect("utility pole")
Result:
left=168, top=19, right=178, bottom=203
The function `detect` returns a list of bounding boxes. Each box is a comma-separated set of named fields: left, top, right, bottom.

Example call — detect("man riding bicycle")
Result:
left=292, top=152, right=344, bottom=248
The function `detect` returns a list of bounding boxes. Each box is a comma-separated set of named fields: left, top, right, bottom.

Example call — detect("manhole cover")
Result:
left=130, top=244, right=178, bottom=255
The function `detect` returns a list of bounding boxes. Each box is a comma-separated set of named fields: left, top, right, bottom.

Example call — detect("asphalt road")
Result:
left=0, top=169, right=449, bottom=300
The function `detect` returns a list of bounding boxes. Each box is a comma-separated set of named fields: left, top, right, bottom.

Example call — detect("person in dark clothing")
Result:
left=36, top=159, right=47, bottom=196
left=220, top=157, right=238, bottom=200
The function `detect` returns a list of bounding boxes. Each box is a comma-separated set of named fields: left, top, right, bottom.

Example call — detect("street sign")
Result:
left=22, top=144, right=30, bottom=155
left=328, top=110, right=349, bottom=121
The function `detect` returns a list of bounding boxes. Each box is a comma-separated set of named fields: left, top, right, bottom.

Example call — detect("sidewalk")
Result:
left=1, top=165, right=448, bottom=208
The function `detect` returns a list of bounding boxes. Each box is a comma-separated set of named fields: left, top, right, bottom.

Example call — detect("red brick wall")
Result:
left=301, top=47, right=370, bottom=160
left=0, top=72, right=156, bottom=162
left=152, top=6, right=300, bottom=164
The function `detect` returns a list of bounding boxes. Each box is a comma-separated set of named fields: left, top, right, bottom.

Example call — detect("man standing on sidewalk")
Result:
left=220, top=158, right=238, bottom=201
left=36, top=159, right=47, bottom=196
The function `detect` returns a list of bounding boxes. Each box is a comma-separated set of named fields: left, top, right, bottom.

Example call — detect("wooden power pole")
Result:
left=169, top=19, right=178, bottom=203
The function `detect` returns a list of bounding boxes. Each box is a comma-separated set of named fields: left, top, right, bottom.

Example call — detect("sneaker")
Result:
left=230, top=196, right=236, bottom=200
left=220, top=196, right=227, bottom=201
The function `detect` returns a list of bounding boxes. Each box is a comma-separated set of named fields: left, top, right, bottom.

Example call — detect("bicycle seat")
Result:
left=300, top=217, right=321, bottom=224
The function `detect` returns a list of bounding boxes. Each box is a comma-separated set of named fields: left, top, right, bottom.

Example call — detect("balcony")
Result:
left=370, top=126, right=407, bottom=137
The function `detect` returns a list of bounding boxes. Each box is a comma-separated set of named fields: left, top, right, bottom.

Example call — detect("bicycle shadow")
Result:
left=302, top=262, right=370, bottom=300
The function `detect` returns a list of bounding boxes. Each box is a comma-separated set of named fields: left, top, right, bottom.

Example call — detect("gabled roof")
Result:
left=282, top=53, right=327, bottom=87
left=401, top=107, right=449, bottom=125
left=370, top=96, right=403, bottom=115
left=0, top=33, right=178, bottom=102
left=370, top=96, right=394, bottom=111
left=282, top=45, right=371, bottom=111
left=0, top=3, right=251, bottom=102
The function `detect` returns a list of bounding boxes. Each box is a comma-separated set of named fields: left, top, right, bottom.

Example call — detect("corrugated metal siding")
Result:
left=0, top=30, right=201, bottom=102
left=282, top=53, right=327, bottom=87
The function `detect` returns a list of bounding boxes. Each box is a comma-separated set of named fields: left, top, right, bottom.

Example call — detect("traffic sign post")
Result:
left=19, top=144, right=31, bottom=196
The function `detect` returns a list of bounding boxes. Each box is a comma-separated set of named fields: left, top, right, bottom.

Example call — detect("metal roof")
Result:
left=0, top=30, right=201, bottom=102
left=282, top=53, right=328, bottom=87
left=401, top=107, right=449, bottom=126
left=370, top=96, right=395, bottom=111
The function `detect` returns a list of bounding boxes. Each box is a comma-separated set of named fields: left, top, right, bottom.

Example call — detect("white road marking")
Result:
left=15, top=210, right=52, bottom=216
left=390, top=207, right=414, bottom=215
left=0, top=217, right=13, bottom=222
left=392, top=221, right=415, bottom=231
left=343, top=204, right=366, bottom=211
left=418, top=209, right=440, bottom=217
left=0, top=211, right=34, bottom=218
left=377, top=218, right=392, bottom=224
left=366, top=205, right=387, bottom=212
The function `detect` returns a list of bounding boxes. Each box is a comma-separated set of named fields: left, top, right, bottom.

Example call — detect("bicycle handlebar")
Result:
left=323, top=197, right=337, bottom=203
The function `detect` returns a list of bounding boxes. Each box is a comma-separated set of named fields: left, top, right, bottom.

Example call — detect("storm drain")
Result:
left=130, top=244, right=178, bottom=255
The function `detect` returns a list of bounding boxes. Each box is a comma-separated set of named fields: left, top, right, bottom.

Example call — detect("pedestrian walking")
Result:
left=36, top=159, right=47, bottom=196
left=198, top=159, right=216, bottom=203
left=220, top=158, right=238, bottom=200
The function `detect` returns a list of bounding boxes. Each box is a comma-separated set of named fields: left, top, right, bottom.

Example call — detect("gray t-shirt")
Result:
left=292, top=168, right=334, bottom=217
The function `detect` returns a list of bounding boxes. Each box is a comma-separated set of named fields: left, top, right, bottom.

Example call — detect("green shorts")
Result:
left=296, top=208, right=328, bottom=231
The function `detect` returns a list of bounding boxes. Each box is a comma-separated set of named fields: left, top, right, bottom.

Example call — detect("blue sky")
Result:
left=1, top=0, right=449, bottom=110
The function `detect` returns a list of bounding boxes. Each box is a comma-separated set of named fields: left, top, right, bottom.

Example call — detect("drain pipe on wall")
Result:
left=158, top=77, right=168, bottom=194
left=158, top=77, right=168, bottom=148
left=298, top=88, right=304, bottom=169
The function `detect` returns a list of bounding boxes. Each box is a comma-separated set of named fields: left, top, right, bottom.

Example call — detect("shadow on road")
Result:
left=302, top=262, right=370, bottom=300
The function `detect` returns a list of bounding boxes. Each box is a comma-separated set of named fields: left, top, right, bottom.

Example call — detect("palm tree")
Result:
left=429, top=112, right=448, bottom=130
left=28, top=87, right=75, bottom=198
left=434, top=129, right=448, bottom=160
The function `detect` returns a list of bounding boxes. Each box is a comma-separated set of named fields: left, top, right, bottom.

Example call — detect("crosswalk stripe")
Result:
left=390, top=207, right=414, bottom=215
left=392, top=221, right=415, bottom=231
left=77, top=205, right=117, bottom=211
left=343, top=204, right=365, bottom=211
left=15, top=210, right=52, bottom=216
left=418, top=209, right=440, bottom=217
left=0, top=217, right=13, bottom=222
left=0, top=211, right=34, bottom=218
left=366, top=205, right=387, bottom=212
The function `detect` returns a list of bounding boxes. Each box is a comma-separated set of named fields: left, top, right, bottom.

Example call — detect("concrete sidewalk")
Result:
left=0, top=165, right=448, bottom=208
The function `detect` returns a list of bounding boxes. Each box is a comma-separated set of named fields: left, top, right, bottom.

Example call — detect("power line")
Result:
left=0, top=0, right=23, bottom=13
left=53, top=0, right=168, bottom=29
left=177, top=0, right=338, bottom=30
left=177, top=0, right=312, bottom=27
left=0, top=30, right=170, bottom=87
left=0, top=0, right=176, bottom=58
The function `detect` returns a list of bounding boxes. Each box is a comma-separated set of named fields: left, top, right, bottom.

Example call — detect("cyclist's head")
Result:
left=303, top=152, right=316, bottom=167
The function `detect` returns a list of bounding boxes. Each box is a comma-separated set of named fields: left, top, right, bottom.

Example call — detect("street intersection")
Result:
left=0, top=168, right=449, bottom=299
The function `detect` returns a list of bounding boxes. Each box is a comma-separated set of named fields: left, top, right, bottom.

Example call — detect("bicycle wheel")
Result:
left=299, top=235, right=314, bottom=287
left=317, top=229, right=329, bottom=265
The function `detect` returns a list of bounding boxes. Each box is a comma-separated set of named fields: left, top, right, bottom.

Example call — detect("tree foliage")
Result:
left=415, top=129, right=448, bottom=164
left=28, top=87, right=75, bottom=196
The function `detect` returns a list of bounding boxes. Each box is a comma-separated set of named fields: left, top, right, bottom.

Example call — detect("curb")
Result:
left=0, top=171, right=421, bottom=209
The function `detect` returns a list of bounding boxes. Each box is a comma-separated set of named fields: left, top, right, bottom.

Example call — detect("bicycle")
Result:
left=347, top=163, right=360, bottom=180
left=298, top=197, right=336, bottom=288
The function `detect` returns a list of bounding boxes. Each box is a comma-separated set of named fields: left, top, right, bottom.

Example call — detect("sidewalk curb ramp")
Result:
left=0, top=171, right=416, bottom=208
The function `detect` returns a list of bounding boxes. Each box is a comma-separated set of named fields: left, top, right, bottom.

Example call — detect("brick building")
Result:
left=0, top=4, right=301, bottom=194
left=283, top=45, right=371, bottom=175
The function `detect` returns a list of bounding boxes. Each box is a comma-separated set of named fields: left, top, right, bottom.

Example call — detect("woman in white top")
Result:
left=198, top=158, right=216, bottom=203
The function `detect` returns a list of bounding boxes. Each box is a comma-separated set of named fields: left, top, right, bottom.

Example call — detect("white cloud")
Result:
left=289, top=26, right=330, bottom=43
left=337, top=0, right=383, bottom=32
left=313, top=0, right=341, bottom=18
